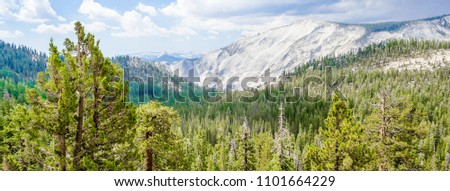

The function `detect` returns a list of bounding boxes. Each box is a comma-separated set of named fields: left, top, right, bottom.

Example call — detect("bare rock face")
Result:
left=192, top=15, right=450, bottom=84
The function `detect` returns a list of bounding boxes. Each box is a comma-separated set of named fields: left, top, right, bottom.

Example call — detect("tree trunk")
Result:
left=73, top=95, right=84, bottom=170
left=73, top=31, right=85, bottom=170
left=280, top=141, right=285, bottom=170
left=243, top=134, right=248, bottom=171
left=2, top=156, right=9, bottom=171
left=93, top=62, right=99, bottom=133
left=334, top=141, right=340, bottom=171
left=146, top=131, right=153, bottom=171
left=334, top=117, right=341, bottom=171
left=92, top=64, right=100, bottom=151
left=379, top=94, right=387, bottom=171
left=58, top=133, right=67, bottom=171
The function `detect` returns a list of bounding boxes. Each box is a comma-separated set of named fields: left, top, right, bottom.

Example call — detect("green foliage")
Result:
left=0, top=78, right=30, bottom=104
left=0, top=40, right=47, bottom=81
left=135, top=101, right=187, bottom=171
left=254, top=132, right=275, bottom=170
left=366, top=90, right=428, bottom=170
left=1, top=22, right=136, bottom=171
left=304, top=94, right=374, bottom=170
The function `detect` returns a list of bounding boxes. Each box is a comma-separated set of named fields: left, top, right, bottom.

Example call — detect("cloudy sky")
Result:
left=1, top=0, right=450, bottom=56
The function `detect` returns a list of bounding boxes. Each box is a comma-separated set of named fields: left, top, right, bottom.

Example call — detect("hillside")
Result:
left=192, top=15, right=450, bottom=85
left=169, top=39, right=450, bottom=171
left=0, top=40, right=47, bottom=82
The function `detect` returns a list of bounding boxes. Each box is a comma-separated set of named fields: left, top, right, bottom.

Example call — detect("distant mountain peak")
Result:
left=134, top=51, right=203, bottom=64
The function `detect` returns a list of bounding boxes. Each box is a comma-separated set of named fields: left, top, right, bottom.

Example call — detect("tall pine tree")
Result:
left=304, top=94, right=373, bottom=170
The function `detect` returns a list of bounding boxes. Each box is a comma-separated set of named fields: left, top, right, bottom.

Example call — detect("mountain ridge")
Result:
left=133, top=51, right=203, bottom=63
left=190, top=14, right=450, bottom=84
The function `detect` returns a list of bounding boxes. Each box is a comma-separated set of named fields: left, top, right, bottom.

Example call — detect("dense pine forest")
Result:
left=0, top=40, right=47, bottom=104
left=1, top=22, right=450, bottom=171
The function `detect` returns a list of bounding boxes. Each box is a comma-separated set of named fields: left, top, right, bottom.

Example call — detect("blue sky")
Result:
left=1, top=0, right=450, bottom=56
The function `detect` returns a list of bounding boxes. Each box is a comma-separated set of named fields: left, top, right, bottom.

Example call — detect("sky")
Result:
left=1, top=0, right=450, bottom=56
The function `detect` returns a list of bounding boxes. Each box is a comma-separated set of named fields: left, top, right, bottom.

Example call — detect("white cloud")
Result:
left=32, top=21, right=110, bottom=34
left=78, top=0, right=121, bottom=20
left=111, top=9, right=198, bottom=37
left=75, top=0, right=450, bottom=39
left=32, top=22, right=73, bottom=34
left=79, top=0, right=174, bottom=38
left=159, top=0, right=319, bottom=35
left=15, top=0, right=65, bottom=23
left=112, top=10, right=167, bottom=37
left=85, top=21, right=110, bottom=33
left=136, top=2, right=157, bottom=16
left=0, top=0, right=17, bottom=19
left=161, top=0, right=309, bottom=17
left=313, top=0, right=450, bottom=23
left=169, top=25, right=197, bottom=36
left=157, top=0, right=450, bottom=36
left=312, top=0, right=393, bottom=23
left=74, top=0, right=314, bottom=37
left=0, top=29, right=24, bottom=38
